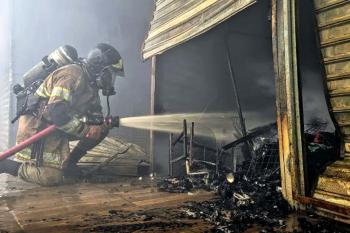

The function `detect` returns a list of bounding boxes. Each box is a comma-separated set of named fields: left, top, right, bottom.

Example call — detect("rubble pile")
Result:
left=157, top=175, right=348, bottom=233
left=181, top=175, right=291, bottom=233
left=157, top=128, right=288, bottom=232
left=156, top=126, right=346, bottom=232
left=157, top=176, right=210, bottom=193
left=153, top=118, right=349, bottom=232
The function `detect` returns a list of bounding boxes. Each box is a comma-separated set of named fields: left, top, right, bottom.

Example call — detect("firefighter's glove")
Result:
left=85, top=125, right=108, bottom=140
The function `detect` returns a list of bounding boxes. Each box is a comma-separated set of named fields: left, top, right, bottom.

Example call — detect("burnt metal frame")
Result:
left=272, top=0, right=307, bottom=208
left=169, top=120, right=214, bottom=177
left=272, top=1, right=350, bottom=220
left=225, top=36, right=249, bottom=153
left=149, top=56, right=156, bottom=174
left=168, top=120, right=193, bottom=176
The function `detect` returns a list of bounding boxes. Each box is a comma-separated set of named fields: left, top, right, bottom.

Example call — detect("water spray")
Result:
left=0, top=112, right=238, bottom=161
left=119, top=112, right=239, bottom=141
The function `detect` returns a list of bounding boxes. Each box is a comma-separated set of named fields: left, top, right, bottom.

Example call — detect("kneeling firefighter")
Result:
left=0, top=43, right=124, bottom=186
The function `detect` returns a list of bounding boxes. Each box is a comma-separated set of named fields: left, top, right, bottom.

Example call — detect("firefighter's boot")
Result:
left=0, top=159, right=21, bottom=176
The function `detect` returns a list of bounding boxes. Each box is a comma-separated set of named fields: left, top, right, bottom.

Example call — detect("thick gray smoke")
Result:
left=2, top=0, right=333, bottom=174
left=9, top=0, right=154, bottom=149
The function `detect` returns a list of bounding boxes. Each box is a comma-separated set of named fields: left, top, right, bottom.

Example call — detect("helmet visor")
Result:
left=110, top=58, right=125, bottom=77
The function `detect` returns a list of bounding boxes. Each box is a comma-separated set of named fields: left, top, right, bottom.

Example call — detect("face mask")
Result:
left=96, top=67, right=117, bottom=96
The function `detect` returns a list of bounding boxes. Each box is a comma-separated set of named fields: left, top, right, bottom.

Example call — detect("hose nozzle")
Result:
left=104, top=116, right=119, bottom=128
left=81, top=115, right=119, bottom=128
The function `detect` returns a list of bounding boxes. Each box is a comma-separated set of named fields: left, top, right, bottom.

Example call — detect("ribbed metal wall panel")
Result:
left=142, top=0, right=256, bottom=60
left=313, top=0, right=350, bottom=213
left=0, top=0, right=11, bottom=152
left=0, top=84, right=11, bottom=151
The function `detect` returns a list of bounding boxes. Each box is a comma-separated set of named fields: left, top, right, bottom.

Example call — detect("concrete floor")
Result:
left=0, top=175, right=213, bottom=233
left=0, top=175, right=348, bottom=233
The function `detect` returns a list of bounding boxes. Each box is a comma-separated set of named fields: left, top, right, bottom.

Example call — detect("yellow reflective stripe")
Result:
left=15, top=152, right=31, bottom=161
left=15, top=149, right=61, bottom=167
left=36, top=90, right=46, bottom=98
left=36, top=85, right=72, bottom=102
left=112, top=59, right=123, bottom=70
left=51, top=87, right=71, bottom=101
left=36, top=85, right=50, bottom=98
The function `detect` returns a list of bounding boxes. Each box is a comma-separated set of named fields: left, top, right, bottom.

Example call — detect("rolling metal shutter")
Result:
left=142, top=0, right=256, bottom=60
left=0, top=0, right=12, bottom=151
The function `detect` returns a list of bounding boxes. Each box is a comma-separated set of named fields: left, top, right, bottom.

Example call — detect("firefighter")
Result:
left=0, top=43, right=124, bottom=186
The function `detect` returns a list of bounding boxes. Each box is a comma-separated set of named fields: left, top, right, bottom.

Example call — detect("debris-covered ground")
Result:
left=157, top=173, right=289, bottom=232
left=156, top=174, right=349, bottom=233
left=156, top=123, right=349, bottom=233
left=0, top=122, right=348, bottom=232
left=83, top=208, right=211, bottom=233
left=0, top=175, right=214, bottom=233
left=0, top=172, right=348, bottom=233
left=180, top=176, right=291, bottom=232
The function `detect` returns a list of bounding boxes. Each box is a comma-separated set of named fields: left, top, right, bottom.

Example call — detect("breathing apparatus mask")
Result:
left=86, top=43, right=124, bottom=97
left=96, top=65, right=121, bottom=96
left=85, top=43, right=124, bottom=118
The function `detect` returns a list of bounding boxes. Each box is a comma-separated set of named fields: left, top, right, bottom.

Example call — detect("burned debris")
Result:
left=159, top=158, right=288, bottom=231
left=156, top=120, right=343, bottom=232
left=304, top=119, right=339, bottom=190
left=156, top=120, right=289, bottom=232
left=181, top=177, right=291, bottom=233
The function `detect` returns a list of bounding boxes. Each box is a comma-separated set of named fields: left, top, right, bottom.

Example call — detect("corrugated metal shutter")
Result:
left=0, top=0, right=12, bottom=152
left=0, top=83, right=11, bottom=151
left=142, top=0, right=256, bottom=60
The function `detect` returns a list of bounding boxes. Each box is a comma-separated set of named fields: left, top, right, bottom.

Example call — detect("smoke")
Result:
left=154, top=0, right=333, bottom=131
left=4, top=0, right=335, bottom=176
left=155, top=0, right=276, bottom=130
left=10, top=0, right=155, bottom=149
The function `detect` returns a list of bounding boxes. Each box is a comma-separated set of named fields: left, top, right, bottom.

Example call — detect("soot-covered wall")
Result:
left=10, top=0, right=154, bottom=151
left=154, top=0, right=275, bottom=174
left=152, top=0, right=334, bottom=174
left=298, top=0, right=334, bottom=131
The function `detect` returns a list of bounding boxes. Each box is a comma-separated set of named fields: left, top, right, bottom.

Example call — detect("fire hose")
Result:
left=0, top=116, right=119, bottom=161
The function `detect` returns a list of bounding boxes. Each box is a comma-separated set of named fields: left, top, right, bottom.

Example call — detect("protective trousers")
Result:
left=18, top=131, right=108, bottom=186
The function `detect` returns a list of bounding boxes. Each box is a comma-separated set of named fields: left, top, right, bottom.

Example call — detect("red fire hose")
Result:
left=0, top=116, right=119, bottom=161
left=0, top=125, right=57, bottom=161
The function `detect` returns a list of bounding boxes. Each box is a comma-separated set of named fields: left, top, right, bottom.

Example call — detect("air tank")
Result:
left=22, top=45, right=78, bottom=87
